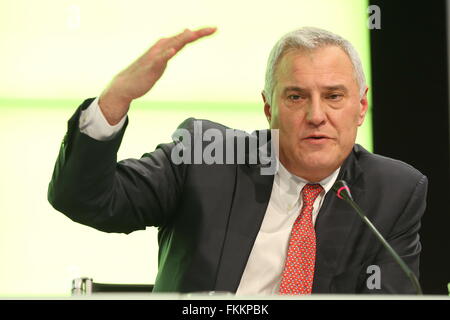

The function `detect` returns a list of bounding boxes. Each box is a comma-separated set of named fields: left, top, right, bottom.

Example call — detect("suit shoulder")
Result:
left=177, top=118, right=231, bottom=133
left=353, top=144, right=426, bottom=184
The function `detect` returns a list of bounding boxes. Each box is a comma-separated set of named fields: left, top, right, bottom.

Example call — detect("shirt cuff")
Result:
left=79, top=97, right=127, bottom=141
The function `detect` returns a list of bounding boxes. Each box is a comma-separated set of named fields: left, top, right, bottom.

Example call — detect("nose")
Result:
left=305, top=96, right=326, bottom=127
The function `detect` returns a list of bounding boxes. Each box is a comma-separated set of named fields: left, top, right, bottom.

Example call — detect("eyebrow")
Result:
left=323, top=85, right=348, bottom=93
left=282, top=85, right=348, bottom=94
left=282, top=86, right=307, bottom=94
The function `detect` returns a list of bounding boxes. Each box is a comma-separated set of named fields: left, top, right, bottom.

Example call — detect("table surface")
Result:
left=2, top=293, right=450, bottom=300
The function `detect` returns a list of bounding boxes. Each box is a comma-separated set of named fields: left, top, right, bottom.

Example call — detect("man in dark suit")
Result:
left=48, top=26, right=427, bottom=294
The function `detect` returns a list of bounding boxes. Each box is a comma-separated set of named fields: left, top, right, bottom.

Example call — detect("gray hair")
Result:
left=263, top=27, right=366, bottom=105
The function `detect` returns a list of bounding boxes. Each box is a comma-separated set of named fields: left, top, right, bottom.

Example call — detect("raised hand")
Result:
left=99, top=27, right=217, bottom=125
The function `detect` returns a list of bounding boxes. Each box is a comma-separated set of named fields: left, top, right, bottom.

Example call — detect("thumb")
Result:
left=162, top=47, right=177, bottom=60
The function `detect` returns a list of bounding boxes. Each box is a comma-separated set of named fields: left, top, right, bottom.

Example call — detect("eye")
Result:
left=288, top=95, right=302, bottom=101
left=327, top=93, right=343, bottom=101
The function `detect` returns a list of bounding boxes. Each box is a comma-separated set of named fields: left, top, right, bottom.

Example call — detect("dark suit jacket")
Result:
left=48, top=98, right=428, bottom=294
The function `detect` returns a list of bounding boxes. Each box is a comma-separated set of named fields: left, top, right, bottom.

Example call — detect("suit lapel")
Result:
left=312, top=146, right=365, bottom=292
left=214, top=163, right=274, bottom=292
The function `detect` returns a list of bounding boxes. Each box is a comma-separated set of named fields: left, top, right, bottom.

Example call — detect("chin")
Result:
left=295, top=155, right=337, bottom=178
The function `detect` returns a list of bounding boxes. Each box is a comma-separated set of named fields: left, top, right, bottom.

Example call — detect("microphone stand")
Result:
left=333, top=180, right=423, bottom=295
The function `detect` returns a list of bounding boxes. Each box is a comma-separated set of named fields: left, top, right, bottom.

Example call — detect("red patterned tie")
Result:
left=279, top=183, right=324, bottom=295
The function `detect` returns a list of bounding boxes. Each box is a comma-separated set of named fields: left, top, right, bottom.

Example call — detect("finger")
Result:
left=143, top=27, right=216, bottom=63
left=192, top=27, right=217, bottom=38
left=185, top=27, right=217, bottom=44
left=166, top=27, right=217, bottom=52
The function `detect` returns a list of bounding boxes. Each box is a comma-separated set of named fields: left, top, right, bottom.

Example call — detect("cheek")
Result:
left=280, top=119, right=304, bottom=153
left=335, top=119, right=359, bottom=147
left=278, top=111, right=299, bottom=140
left=333, top=106, right=361, bottom=132
left=277, top=104, right=299, bottom=127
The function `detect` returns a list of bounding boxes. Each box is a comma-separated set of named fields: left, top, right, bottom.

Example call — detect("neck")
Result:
left=279, top=158, right=338, bottom=183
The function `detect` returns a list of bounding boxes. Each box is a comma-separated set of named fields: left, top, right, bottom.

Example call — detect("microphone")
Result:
left=332, top=180, right=423, bottom=295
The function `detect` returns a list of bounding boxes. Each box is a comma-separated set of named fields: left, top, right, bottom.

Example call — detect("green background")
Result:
left=0, top=0, right=371, bottom=296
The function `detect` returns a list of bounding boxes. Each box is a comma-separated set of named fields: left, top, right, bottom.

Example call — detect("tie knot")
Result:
left=302, top=183, right=323, bottom=207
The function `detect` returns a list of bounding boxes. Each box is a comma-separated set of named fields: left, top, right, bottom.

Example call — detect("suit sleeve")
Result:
left=359, top=174, right=428, bottom=294
left=47, top=98, right=186, bottom=234
left=78, top=96, right=127, bottom=141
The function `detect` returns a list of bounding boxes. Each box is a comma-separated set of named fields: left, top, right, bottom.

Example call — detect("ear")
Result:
left=262, top=91, right=271, bottom=123
left=357, top=86, right=369, bottom=126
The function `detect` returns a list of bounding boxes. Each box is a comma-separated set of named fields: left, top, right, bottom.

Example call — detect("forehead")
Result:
left=275, top=46, right=356, bottom=87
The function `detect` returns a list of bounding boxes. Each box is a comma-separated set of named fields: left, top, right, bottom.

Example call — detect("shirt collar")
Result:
left=276, top=160, right=340, bottom=210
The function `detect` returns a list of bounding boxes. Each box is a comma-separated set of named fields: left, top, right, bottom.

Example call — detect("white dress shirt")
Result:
left=236, top=162, right=339, bottom=295
left=79, top=97, right=127, bottom=141
left=79, top=98, right=340, bottom=295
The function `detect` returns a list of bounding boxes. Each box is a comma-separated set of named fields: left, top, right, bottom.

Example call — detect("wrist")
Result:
left=98, top=90, right=131, bottom=125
